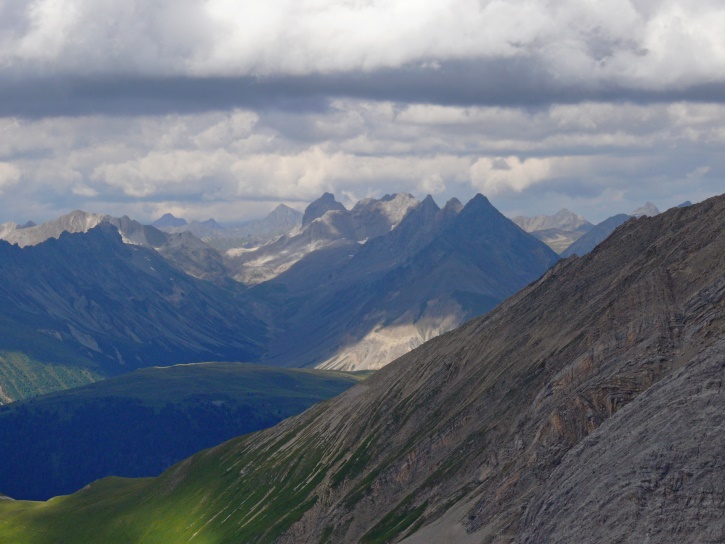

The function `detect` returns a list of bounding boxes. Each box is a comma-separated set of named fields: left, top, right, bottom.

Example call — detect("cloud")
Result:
left=4, top=0, right=724, bottom=85
left=0, top=99, right=723, bottom=224
left=0, top=162, right=21, bottom=193
left=0, top=1, right=724, bottom=120
left=470, top=156, right=553, bottom=195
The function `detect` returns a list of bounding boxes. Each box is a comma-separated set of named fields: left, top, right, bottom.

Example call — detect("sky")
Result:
left=0, top=0, right=723, bottom=225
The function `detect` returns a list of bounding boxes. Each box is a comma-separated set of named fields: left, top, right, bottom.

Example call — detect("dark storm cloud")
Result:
left=4, top=59, right=725, bottom=120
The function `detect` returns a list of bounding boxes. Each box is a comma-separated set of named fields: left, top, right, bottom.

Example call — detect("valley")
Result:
left=0, top=362, right=360, bottom=501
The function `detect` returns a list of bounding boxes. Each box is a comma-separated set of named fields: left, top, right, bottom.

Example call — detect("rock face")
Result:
left=518, top=336, right=725, bottom=544
left=3, top=194, right=722, bottom=543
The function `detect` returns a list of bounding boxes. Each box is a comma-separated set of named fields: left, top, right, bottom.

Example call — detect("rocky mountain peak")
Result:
left=630, top=201, right=660, bottom=217
left=455, top=193, right=500, bottom=223
left=268, top=203, right=299, bottom=219
left=152, top=213, right=188, bottom=229
left=302, top=193, right=347, bottom=227
left=418, top=194, right=440, bottom=210
left=513, top=208, right=591, bottom=232
left=198, top=218, right=223, bottom=230
left=0, top=210, right=107, bottom=247
left=435, top=197, right=463, bottom=225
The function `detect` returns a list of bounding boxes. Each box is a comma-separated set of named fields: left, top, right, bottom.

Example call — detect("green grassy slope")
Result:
left=0, top=362, right=362, bottom=502
left=0, top=351, right=102, bottom=403
left=0, top=413, right=329, bottom=544
left=0, top=311, right=104, bottom=403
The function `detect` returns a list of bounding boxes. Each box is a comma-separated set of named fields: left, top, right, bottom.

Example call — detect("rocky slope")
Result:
left=8, top=191, right=724, bottom=544
left=517, top=335, right=725, bottom=543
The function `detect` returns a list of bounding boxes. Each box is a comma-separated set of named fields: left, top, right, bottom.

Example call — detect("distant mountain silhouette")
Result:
left=561, top=213, right=631, bottom=257
left=152, top=213, right=187, bottom=228
left=630, top=201, right=660, bottom=217
left=156, top=204, right=303, bottom=248
left=512, top=208, right=593, bottom=254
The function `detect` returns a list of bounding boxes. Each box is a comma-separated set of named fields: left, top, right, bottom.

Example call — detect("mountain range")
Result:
left=511, top=202, right=664, bottom=256
left=153, top=204, right=303, bottom=250
left=258, top=194, right=558, bottom=370
left=1, top=192, right=721, bottom=543
left=0, top=225, right=265, bottom=381
left=0, top=210, right=230, bottom=283
left=512, top=208, right=593, bottom=254
left=0, top=194, right=681, bottom=390
left=0, top=192, right=560, bottom=404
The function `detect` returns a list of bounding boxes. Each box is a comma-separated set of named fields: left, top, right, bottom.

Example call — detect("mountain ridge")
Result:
left=260, top=193, right=559, bottom=370
left=0, top=224, right=265, bottom=375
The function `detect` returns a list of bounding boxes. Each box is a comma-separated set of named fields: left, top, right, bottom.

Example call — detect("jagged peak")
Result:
left=153, top=213, right=188, bottom=228
left=302, top=193, right=347, bottom=227
left=461, top=193, right=496, bottom=213
left=442, top=197, right=463, bottom=214
left=420, top=194, right=438, bottom=206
